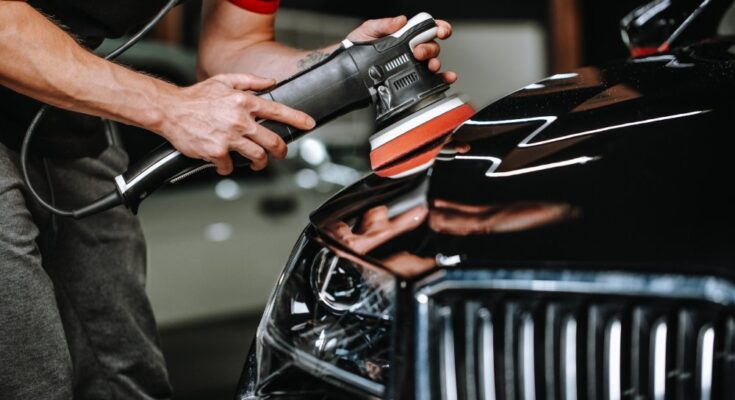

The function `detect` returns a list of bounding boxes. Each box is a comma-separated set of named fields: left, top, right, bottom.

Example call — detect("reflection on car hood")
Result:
left=310, top=40, right=735, bottom=279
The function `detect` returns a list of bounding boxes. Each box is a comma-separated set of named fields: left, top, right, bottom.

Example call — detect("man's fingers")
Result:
left=442, top=71, right=458, bottom=84
left=413, top=42, right=440, bottom=61
left=251, top=97, right=316, bottom=130
left=327, top=221, right=354, bottom=240
left=391, top=205, right=429, bottom=232
left=436, top=20, right=453, bottom=39
left=244, top=124, right=288, bottom=160
left=359, top=205, right=390, bottom=233
left=428, top=58, right=441, bottom=73
left=214, top=73, right=276, bottom=91
left=230, top=138, right=269, bottom=171
left=213, top=154, right=234, bottom=176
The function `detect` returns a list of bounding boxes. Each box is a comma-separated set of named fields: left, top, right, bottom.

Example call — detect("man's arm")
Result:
left=0, top=1, right=173, bottom=130
left=197, top=1, right=312, bottom=81
left=0, top=1, right=314, bottom=174
left=198, top=0, right=457, bottom=83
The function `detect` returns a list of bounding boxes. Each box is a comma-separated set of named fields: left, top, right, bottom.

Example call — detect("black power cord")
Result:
left=20, top=0, right=180, bottom=218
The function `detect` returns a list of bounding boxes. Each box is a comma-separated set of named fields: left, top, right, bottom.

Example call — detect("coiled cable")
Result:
left=20, top=0, right=180, bottom=217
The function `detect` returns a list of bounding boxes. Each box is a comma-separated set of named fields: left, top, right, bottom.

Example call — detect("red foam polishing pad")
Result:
left=373, top=137, right=448, bottom=178
left=370, top=99, right=475, bottom=178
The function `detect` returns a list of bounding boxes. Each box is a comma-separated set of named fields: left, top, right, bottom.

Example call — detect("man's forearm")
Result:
left=0, top=1, right=175, bottom=132
left=0, top=1, right=317, bottom=174
left=206, top=41, right=339, bottom=82
left=197, top=0, right=340, bottom=82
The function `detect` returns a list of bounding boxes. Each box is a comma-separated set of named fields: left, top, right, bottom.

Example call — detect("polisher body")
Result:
left=111, top=13, right=473, bottom=215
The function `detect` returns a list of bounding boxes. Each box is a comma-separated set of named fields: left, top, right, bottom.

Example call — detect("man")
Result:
left=0, top=0, right=454, bottom=398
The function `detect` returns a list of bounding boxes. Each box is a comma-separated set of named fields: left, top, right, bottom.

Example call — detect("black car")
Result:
left=237, top=1, right=735, bottom=398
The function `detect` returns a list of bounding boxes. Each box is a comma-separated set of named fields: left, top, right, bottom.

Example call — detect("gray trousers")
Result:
left=0, top=141, right=172, bottom=399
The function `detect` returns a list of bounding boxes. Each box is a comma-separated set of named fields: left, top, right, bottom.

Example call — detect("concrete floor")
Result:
left=159, top=313, right=260, bottom=400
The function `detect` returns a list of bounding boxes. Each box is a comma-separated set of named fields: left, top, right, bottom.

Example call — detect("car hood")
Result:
left=310, top=40, right=735, bottom=279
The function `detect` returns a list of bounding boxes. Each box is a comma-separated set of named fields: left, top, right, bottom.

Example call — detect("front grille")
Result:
left=414, top=270, right=735, bottom=400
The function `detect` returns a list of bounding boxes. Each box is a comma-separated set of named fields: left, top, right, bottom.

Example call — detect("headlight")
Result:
left=254, top=228, right=396, bottom=397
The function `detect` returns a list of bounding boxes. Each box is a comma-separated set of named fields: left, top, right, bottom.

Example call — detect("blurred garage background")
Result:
left=101, top=0, right=644, bottom=398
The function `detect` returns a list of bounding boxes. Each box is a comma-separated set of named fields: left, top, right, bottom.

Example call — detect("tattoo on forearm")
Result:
left=297, top=50, right=330, bottom=71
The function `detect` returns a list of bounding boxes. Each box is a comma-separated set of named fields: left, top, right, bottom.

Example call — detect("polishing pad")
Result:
left=369, top=95, right=475, bottom=178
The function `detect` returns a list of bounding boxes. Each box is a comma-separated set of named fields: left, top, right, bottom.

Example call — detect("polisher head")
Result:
left=369, top=95, right=475, bottom=178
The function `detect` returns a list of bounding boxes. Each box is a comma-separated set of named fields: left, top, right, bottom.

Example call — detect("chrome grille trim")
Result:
left=415, top=293, right=431, bottom=400
left=439, top=306, right=458, bottom=400
left=504, top=304, right=518, bottom=400
left=414, top=269, right=735, bottom=400
left=605, top=318, right=622, bottom=400
left=561, top=316, right=577, bottom=400
left=652, top=319, right=668, bottom=400
left=699, top=325, right=714, bottom=400
left=520, top=314, right=536, bottom=400
left=415, top=270, right=735, bottom=306
left=543, top=306, right=557, bottom=400
left=478, top=308, right=497, bottom=400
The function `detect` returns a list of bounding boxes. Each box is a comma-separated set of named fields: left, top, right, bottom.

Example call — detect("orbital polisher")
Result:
left=47, top=13, right=475, bottom=218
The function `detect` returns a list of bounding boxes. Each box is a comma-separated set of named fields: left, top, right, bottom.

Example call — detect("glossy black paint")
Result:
left=620, top=0, right=734, bottom=52
left=239, top=37, right=735, bottom=400
left=316, top=39, right=735, bottom=275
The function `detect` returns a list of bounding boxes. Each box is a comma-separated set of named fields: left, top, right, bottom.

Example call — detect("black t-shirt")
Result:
left=0, top=0, right=171, bottom=157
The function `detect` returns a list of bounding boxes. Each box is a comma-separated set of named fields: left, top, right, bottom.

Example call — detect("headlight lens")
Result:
left=255, top=230, right=396, bottom=396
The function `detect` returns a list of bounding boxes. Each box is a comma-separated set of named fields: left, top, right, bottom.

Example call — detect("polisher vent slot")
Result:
left=393, top=72, right=418, bottom=91
left=385, top=54, right=410, bottom=71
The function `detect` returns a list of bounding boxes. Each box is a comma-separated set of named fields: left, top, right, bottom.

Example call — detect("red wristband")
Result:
left=228, top=0, right=280, bottom=14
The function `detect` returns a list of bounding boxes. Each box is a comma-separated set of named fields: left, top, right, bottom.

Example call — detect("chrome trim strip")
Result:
left=415, top=270, right=735, bottom=307
left=478, top=309, right=496, bottom=400
left=439, top=307, right=458, bottom=400
left=561, top=317, right=578, bottom=400
left=699, top=326, right=715, bottom=400
left=125, top=150, right=181, bottom=191
left=607, top=319, right=622, bottom=400
left=653, top=320, right=668, bottom=400
left=520, top=314, right=537, bottom=400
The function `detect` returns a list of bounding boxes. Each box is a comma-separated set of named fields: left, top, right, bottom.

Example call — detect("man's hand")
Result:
left=159, top=74, right=315, bottom=175
left=346, top=16, right=457, bottom=84
left=325, top=205, right=428, bottom=255
left=0, top=3, right=315, bottom=176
